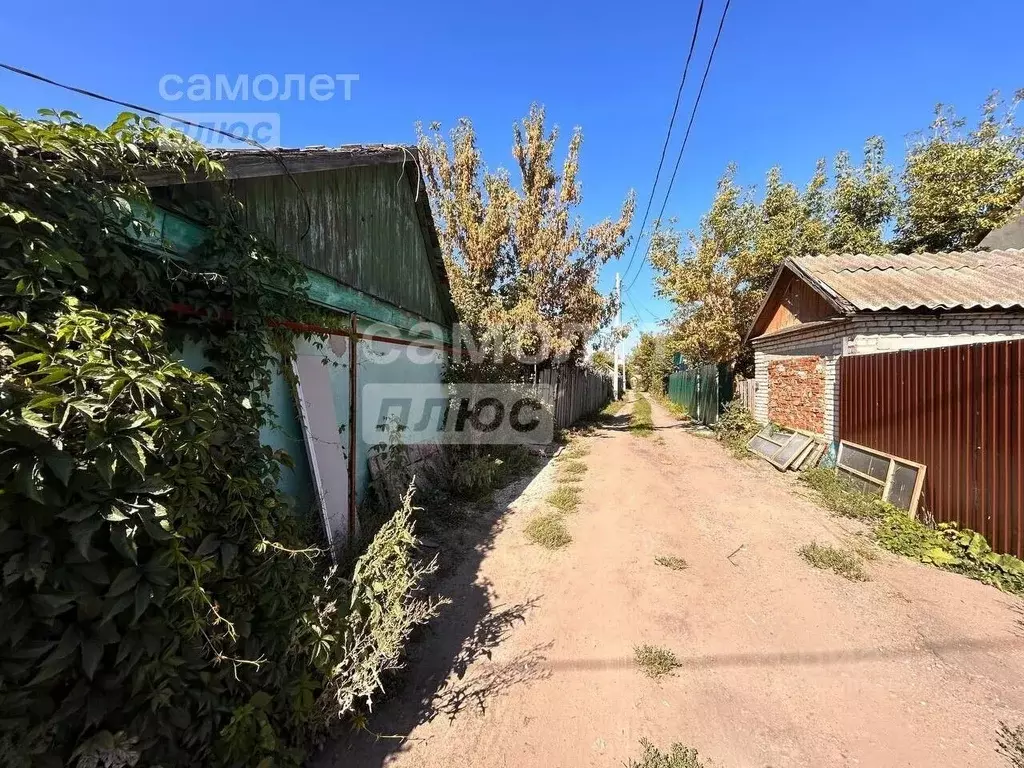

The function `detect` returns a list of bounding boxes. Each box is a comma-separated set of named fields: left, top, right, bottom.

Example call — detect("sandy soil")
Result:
left=315, top=394, right=1024, bottom=768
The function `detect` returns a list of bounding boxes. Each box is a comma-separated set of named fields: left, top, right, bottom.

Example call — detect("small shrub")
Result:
left=801, top=467, right=886, bottom=520
left=627, top=739, right=706, bottom=768
left=630, top=397, right=654, bottom=436
left=799, top=542, right=869, bottom=581
left=546, top=485, right=581, bottom=513
left=559, top=459, right=588, bottom=477
left=655, top=555, right=689, bottom=571
left=713, top=400, right=761, bottom=457
left=634, top=644, right=681, bottom=678
left=997, top=722, right=1024, bottom=768
left=524, top=513, right=572, bottom=549
left=449, top=445, right=537, bottom=500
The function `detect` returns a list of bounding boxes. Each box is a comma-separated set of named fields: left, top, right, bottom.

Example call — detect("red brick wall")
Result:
left=768, top=356, right=825, bottom=433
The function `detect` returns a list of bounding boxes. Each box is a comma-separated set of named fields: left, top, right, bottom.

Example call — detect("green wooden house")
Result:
left=134, top=146, right=458, bottom=552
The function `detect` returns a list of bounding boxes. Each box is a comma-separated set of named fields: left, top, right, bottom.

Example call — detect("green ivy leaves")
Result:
left=0, top=107, right=436, bottom=768
left=876, top=513, right=1024, bottom=594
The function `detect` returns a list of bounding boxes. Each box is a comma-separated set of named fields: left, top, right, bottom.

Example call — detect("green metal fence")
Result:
left=666, top=363, right=733, bottom=426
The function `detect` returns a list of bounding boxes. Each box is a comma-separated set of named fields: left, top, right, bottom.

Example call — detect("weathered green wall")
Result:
left=160, top=164, right=449, bottom=325
left=175, top=337, right=315, bottom=515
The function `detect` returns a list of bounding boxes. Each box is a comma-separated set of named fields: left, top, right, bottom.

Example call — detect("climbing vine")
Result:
left=0, top=108, right=438, bottom=766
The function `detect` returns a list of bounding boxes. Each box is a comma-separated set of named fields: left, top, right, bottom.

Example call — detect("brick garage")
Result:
left=767, top=356, right=825, bottom=433
left=746, top=247, right=1024, bottom=444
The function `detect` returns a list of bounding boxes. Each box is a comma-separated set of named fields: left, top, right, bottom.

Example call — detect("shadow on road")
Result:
left=538, top=634, right=1024, bottom=672
left=311, top=459, right=551, bottom=767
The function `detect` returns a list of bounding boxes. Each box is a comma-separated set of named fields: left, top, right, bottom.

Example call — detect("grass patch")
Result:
left=802, top=467, right=1024, bottom=595
left=630, top=396, right=654, bottom=436
left=655, top=555, right=689, bottom=571
left=546, top=485, right=581, bottom=513
left=524, top=512, right=572, bottom=549
left=560, top=443, right=590, bottom=460
left=800, top=467, right=886, bottom=520
left=712, top=400, right=761, bottom=458
left=634, top=644, right=681, bottom=678
left=586, top=399, right=624, bottom=425
left=799, top=541, right=869, bottom=581
left=653, top=392, right=690, bottom=422
left=559, top=459, right=588, bottom=477
left=602, top=399, right=625, bottom=416
left=627, top=739, right=706, bottom=768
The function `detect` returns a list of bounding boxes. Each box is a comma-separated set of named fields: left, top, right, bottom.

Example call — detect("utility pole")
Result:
left=613, top=272, right=621, bottom=399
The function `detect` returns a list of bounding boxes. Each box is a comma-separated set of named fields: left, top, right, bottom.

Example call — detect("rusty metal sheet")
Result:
left=839, top=339, right=1024, bottom=558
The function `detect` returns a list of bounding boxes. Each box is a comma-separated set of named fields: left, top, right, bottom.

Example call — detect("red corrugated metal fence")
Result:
left=839, top=339, right=1024, bottom=558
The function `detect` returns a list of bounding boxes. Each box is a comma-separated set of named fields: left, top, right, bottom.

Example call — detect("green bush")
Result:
left=876, top=514, right=1024, bottom=594
left=0, top=109, right=440, bottom=766
left=713, top=400, right=760, bottom=457
left=802, top=467, right=1024, bottom=596
left=627, top=739, right=706, bottom=768
left=449, top=445, right=536, bottom=499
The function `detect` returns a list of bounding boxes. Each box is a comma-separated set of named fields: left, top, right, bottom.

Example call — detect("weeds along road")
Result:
left=319, top=394, right=1024, bottom=768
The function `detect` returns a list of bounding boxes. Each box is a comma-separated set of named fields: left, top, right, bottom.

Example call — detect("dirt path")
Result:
left=317, top=394, right=1024, bottom=767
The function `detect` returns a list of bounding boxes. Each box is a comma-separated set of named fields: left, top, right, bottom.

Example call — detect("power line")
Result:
left=620, top=0, right=705, bottom=284
left=0, top=61, right=313, bottom=239
left=626, top=0, right=732, bottom=293
left=622, top=285, right=666, bottom=324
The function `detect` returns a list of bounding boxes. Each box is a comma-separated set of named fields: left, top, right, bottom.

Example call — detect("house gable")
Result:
left=748, top=266, right=840, bottom=339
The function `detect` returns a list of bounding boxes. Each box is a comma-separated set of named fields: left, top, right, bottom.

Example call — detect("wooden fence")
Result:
left=839, top=339, right=1024, bottom=558
left=733, top=377, right=756, bottom=416
left=536, top=364, right=613, bottom=430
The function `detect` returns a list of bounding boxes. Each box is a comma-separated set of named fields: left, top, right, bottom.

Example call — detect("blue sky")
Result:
left=2, top=0, right=1022, bottom=352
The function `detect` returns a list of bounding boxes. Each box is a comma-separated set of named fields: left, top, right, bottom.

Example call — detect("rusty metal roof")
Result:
left=789, top=250, right=1024, bottom=312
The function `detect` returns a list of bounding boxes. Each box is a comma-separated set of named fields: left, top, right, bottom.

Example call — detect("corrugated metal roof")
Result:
left=791, top=250, right=1024, bottom=311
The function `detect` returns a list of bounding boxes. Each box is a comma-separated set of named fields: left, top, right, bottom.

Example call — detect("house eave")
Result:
left=749, top=318, right=849, bottom=346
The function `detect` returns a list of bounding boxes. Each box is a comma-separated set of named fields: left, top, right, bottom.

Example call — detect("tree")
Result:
left=737, top=164, right=831, bottom=295
left=897, top=90, right=1024, bottom=252
left=827, top=136, right=897, bottom=254
left=648, top=88, right=1024, bottom=369
left=627, top=332, right=675, bottom=392
left=589, top=348, right=614, bottom=373
left=648, top=166, right=758, bottom=364
left=416, top=105, right=635, bottom=366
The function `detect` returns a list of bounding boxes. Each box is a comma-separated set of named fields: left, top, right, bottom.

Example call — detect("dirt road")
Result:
left=318, top=395, right=1024, bottom=767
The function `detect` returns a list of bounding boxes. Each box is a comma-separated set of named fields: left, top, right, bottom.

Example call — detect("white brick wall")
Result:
left=848, top=311, right=1024, bottom=354
left=753, top=349, right=769, bottom=423
left=751, top=311, right=1024, bottom=444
